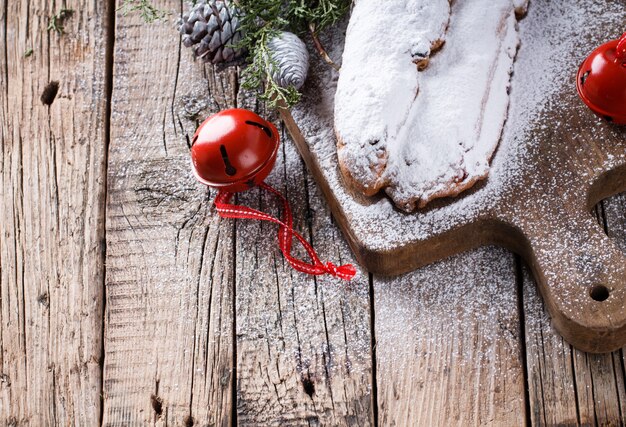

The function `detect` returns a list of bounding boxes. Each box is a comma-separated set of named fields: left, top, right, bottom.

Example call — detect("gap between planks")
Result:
left=100, top=0, right=117, bottom=425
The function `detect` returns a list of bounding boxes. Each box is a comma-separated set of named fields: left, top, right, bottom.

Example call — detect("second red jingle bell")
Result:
left=576, top=32, right=626, bottom=124
left=190, top=108, right=356, bottom=281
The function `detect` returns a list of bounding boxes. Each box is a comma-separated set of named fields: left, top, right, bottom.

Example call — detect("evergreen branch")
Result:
left=133, top=0, right=352, bottom=108
left=241, top=27, right=301, bottom=108
left=48, top=8, right=74, bottom=34
left=118, top=0, right=168, bottom=23
left=236, top=0, right=350, bottom=107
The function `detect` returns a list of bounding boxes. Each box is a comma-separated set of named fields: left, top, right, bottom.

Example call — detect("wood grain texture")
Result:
left=3, top=0, right=626, bottom=423
left=604, top=193, right=626, bottom=256
left=103, top=1, right=235, bottom=425
left=522, top=264, right=580, bottom=426
left=0, top=0, right=108, bottom=424
left=522, top=201, right=626, bottom=425
left=523, top=261, right=626, bottom=426
left=235, top=91, right=373, bottom=424
left=374, top=247, right=526, bottom=425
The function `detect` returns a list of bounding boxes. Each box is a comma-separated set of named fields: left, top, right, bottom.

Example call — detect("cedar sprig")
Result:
left=236, top=0, right=351, bottom=107
left=240, top=26, right=302, bottom=108
left=288, top=0, right=352, bottom=34
left=48, top=8, right=74, bottom=34
left=119, top=0, right=168, bottom=23
left=127, top=0, right=351, bottom=108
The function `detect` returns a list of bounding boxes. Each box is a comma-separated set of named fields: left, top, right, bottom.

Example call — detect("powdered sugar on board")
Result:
left=289, top=0, right=626, bottom=253
left=335, top=0, right=527, bottom=211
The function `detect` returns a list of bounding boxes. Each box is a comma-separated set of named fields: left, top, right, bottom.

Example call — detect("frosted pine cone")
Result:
left=178, top=0, right=245, bottom=64
left=267, top=31, right=310, bottom=90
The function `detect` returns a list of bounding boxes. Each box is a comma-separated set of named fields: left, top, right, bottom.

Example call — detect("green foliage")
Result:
left=128, top=0, right=351, bottom=108
left=286, top=0, right=352, bottom=34
left=240, top=29, right=302, bottom=109
left=47, top=8, right=74, bottom=34
left=119, top=0, right=168, bottom=23
left=236, top=0, right=351, bottom=108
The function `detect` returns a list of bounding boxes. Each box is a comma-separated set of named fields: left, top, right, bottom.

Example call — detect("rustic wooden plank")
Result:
left=523, top=264, right=626, bottom=425
left=604, top=193, right=626, bottom=424
left=0, top=0, right=108, bottom=424
left=522, top=202, right=626, bottom=425
left=234, top=93, right=373, bottom=424
left=374, top=247, right=526, bottom=425
left=522, top=264, right=579, bottom=426
left=572, top=350, right=626, bottom=425
left=604, top=193, right=626, bottom=255
left=103, top=2, right=235, bottom=425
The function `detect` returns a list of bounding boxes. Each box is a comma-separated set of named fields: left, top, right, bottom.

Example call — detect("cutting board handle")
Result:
left=523, top=207, right=626, bottom=353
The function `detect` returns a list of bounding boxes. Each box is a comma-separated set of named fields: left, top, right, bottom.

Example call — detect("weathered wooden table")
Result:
left=3, top=1, right=626, bottom=425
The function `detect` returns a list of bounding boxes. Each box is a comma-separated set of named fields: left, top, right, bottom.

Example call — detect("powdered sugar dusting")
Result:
left=290, top=0, right=626, bottom=254
left=373, top=247, right=525, bottom=424
left=334, top=0, right=450, bottom=201
left=496, top=0, right=625, bottom=192
left=335, top=0, right=527, bottom=211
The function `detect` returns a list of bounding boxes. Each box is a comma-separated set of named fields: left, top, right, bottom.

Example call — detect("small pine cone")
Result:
left=178, top=0, right=245, bottom=64
left=267, top=31, right=310, bottom=90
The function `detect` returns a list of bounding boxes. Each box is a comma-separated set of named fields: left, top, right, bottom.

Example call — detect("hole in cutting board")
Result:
left=590, top=285, right=610, bottom=301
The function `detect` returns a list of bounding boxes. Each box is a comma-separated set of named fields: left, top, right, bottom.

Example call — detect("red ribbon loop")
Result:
left=213, top=182, right=357, bottom=281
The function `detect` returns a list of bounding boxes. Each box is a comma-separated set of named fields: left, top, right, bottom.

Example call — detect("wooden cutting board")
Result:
left=280, top=0, right=626, bottom=353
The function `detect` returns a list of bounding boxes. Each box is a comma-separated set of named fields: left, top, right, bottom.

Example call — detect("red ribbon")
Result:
left=214, top=182, right=357, bottom=281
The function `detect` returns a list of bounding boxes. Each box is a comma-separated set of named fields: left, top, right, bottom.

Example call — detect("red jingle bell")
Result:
left=190, top=108, right=357, bottom=281
left=191, top=108, right=280, bottom=192
left=576, top=32, right=626, bottom=125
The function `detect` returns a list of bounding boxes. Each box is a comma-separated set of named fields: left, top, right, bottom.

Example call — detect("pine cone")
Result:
left=178, top=0, right=245, bottom=64
left=267, top=31, right=309, bottom=90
